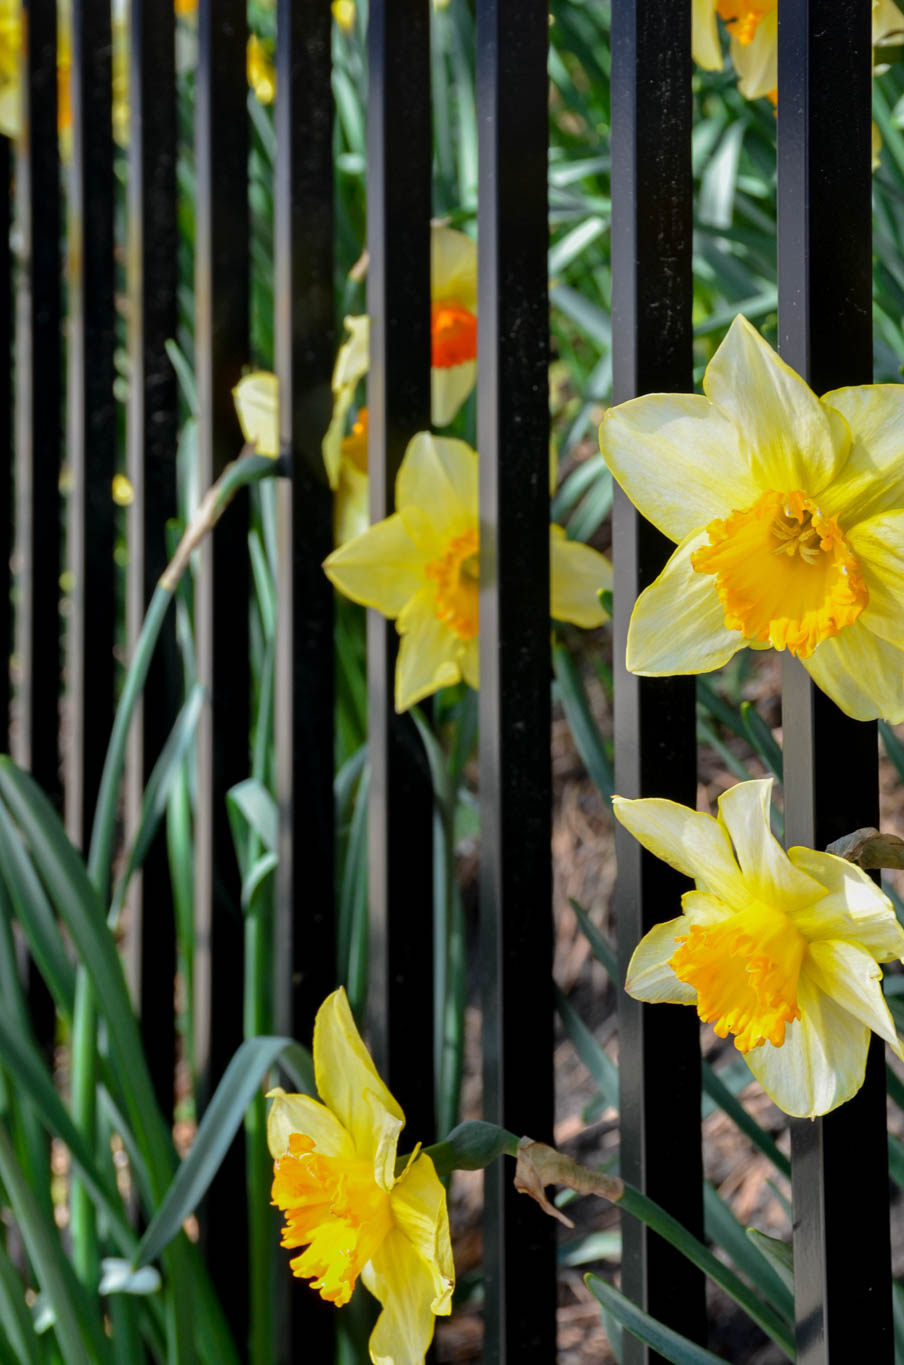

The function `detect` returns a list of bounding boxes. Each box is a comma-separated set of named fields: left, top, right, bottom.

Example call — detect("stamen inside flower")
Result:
left=670, top=903, right=806, bottom=1053
left=690, top=489, right=868, bottom=658
left=340, top=407, right=369, bottom=473
left=715, top=0, right=775, bottom=45
left=424, top=528, right=480, bottom=640
left=431, top=297, right=478, bottom=369
left=271, top=1132, right=393, bottom=1306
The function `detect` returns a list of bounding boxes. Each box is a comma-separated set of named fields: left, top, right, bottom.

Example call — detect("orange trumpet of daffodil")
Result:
left=614, top=778, right=904, bottom=1117
left=268, top=988, right=454, bottom=1364
left=600, top=314, right=904, bottom=722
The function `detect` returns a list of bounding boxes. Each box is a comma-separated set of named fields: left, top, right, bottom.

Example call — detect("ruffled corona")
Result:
left=690, top=489, right=868, bottom=658
left=431, top=298, right=478, bottom=369
left=424, top=529, right=480, bottom=640
left=670, top=904, right=805, bottom=1053
left=715, top=0, right=775, bottom=45
left=272, top=1133, right=393, bottom=1306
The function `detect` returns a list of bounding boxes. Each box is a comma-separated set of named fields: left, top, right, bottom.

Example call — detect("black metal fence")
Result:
left=4, top=0, right=894, bottom=1360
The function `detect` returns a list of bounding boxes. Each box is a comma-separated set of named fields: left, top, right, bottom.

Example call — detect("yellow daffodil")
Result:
left=268, top=988, right=454, bottom=1365
left=0, top=0, right=72, bottom=141
left=693, top=0, right=903, bottom=101
left=600, top=314, right=904, bottom=722
left=232, top=369, right=368, bottom=545
left=246, top=34, right=275, bottom=105
left=323, top=432, right=612, bottom=712
left=614, top=778, right=904, bottom=1117
left=332, top=0, right=356, bottom=32
left=323, top=224, right=477, bottom=476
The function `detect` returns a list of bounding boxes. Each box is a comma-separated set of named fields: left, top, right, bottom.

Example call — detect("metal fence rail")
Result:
left=3, top=0, right=896, bottom=1360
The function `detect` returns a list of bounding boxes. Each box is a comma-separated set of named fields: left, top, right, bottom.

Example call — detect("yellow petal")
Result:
left=599, top=392, right=756, bottom=544
left=703, top=316, right=849, bottom=494
left=626, top=530, right=745, bottom=675
left=363, top=1225, right=448, bottom=1365
left=322, top=316, right=371, bottom=488
left=389, top=1154, right=455, bottom=1314
left=816, top=385, right=904, bottom=526
left=612, top=795, right=746, bottom=906
left=730, top=7, right=777, bottom=99
left=787, top=846, right=904, bottom=962
left=624, top=917, right=698, bottom=1004
left=396, top=433, right=477, bottom=545
left=549, top=525, right=611, bottom=628
left=265, top=1089, right=354, bottom=1161
left=233, top=371, right=279, bottom=457
left=848, top=510, right=904, bottom=646
left=430, top=224, right=477, bottom=313
left=681, top=889, right=736, bottom=924
left=312, top=989, right=405, bottom=1180
left=805, top=940, right=904, bottom=1059
left=431, top=359, right=477, bottom=428
left=323, top=514, right=427, bottom=617
left=802, top=619, right=904, bottom=722
left=692, top=0, right=723, bottom=68
left=745, top=975, right=870, bottom=1117
left=460, top=636, right=479, bottom=691
left=395, top=588, right=464, bottom=712
left=334, top=463, right=370, bottom=546
left=715, top=779, right=824, bottom=908
left=873, top=0, right=904, bottom=42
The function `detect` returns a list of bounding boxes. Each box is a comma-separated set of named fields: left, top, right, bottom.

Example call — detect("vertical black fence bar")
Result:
left=273, top=0, right=336, bottom=1355
left=16, top=0, right=61, bottom=1051
left=0, top=137, right=10, bottom=753
left=365, top=0, right=435, bottom=1143
left=609, top=0, right=705, bottom=1359
left=125, top=0, right=179, bottom=1116
left=15, top=0, right=61, bottom=807
left=476, top=1, right=557, bottom=1358
left=777, top=3, right=891, bottom=1360
left=66, top=0, right=115, bottom=854
left=195, top=0, right=250, bottom=1343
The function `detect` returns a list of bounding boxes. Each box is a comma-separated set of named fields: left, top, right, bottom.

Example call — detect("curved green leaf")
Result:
left=586, top=1276, right=730, bottom=1365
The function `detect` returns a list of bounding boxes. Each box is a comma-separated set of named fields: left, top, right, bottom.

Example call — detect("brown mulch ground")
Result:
left=435, top=645, right=904, bottom=1363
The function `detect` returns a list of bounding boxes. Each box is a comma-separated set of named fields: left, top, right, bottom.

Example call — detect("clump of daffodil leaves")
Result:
left=268, top=988, right=454, bottom=1364
left=322, top=431, right=612, bottom=712
left=600, top=314, right=904, bottom=722
left=614, top=778, right=904, bottom=1117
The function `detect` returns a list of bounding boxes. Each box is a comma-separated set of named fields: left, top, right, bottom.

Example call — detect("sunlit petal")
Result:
left=313, top=989, right=405, bottom=1172
left=730, top=6, right=777, bottom=99
left=847, top=509, right=904, bottom=646
left=549, top=525, right=611, bottom=628
left=431, top=224, right=478, bottom=312
left=715, top=778, right=823, bottom=908
left=364, top=1227, right=450, bottom=1365
left=612, top=796, right=746, bottom=905
left=805, top=940, right=904, bottom=1058
left=626, top=531, right=745, bottom=676
left=802, top=619, right=904, bottom=722
left=625, top=918, right=698, bottom=1004
left=703, top=316, right=848, bottom=493
left=431, top=360, right=477, bottom=428
left=323, top=515, right=428, bottom=617
left=266, top=1090, right=355, bottom=1161
left=819, top=384, right=904, bottom=526
left=395, top=589, right=464, bottom=712
left=233, top=371, right=279, bottom=456
left=692, top=0, right=723, bottom=67
left=600, top=392, right=755, bottom=543
left=389, top=1155, right=455, bottom=1314
left=788, top=847, right=904, bottom=961
left=396, top=433, right=477, bottom=544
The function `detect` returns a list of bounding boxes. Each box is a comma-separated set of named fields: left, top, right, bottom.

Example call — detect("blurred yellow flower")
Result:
left=232, top=370, right=368, bottom=545
left=693, top=0, right=904, bottom=101
left=323, top=432, right=612, bottom=712
left=332, top=0, right=356, bottom=32
left=600, top=314, right=904, bottom=722
left=268, top=988, right=454, bottom=1364
left=324, top=224, right=478, bottom=477
left=111, top=473, right=134, bottom=507
left=614, top=778, right=904, bottom=1117
left=246, top=34, right=275, bottom=105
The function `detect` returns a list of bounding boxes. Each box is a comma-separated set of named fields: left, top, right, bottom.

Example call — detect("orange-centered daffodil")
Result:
left=693, top=0, right=904, bottom=101
left=322, top=432, right=612, bottom=712
left=600, top=314, right=904, bottom=722
left=268, top=988, right=454, bottom=1364
left=614, top=778, right=904, bottom=1117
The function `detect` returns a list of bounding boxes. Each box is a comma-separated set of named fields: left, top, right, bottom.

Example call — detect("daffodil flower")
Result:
left=693, top=0, right=904, bottom=101
left=268, top=988, right=454, bottom=1365
left=323, top=431, right=612, bottom=712
left=246, top=34, right=275, bottom=105
left=614, top=778, right=904, bottom=1117
left=600, top=314, right=904, bottom=722
left=232, top=369, right=369, bottom=545
left=323, top=224, right=477, bottom=475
